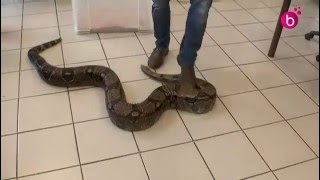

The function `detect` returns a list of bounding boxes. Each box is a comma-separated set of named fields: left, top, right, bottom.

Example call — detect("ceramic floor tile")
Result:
left=221, top=91, right=283, bottom=129
left=1, top=3, right=22, bottom=17
left=283, top=36, right=319, bottom=55
left=23, top=1, right=55, bottom=15
left=18, top=167, right=82, bottom=180
left=133, top=110, right=191, bottom=151
left=82, top=154, right=148, bottom=180
left=179, top=98, right=240, bottom=140
left=69, top=87, right=109, bottom=122
left=196, top=131, right=269, bottom=180
left=195, top=46, right=234, bottom=70
left=288, top=114, right=319, bottom=156
left=236, top=23, right=273, bottom=41
left=261, top=84, right=318, bottom=119
left=108, top=55, right=149, bottom=82
left=274, top=159, right=319, bottom=180
left=22, top=27, right=60, bottom=48
left=19, top=69, right=67, bottom=98
left=122, top=79, right=162, bottom=103
left=19, top=92, right=72, bottom=132
left=221, top=42, right=269, bottom=65
left=304, top=55, right=319, bottom=69
left=101, top=36, right=145, bottom=59
left=245, top=121, right=316, bottom=170
left=274, top=57, right=319, bottom=83
left=239, top=61, right=293, bottom=89
left=1, top=135, right=17, bottom=180
left=60, top=25, right=99, bottom=44
left=1, top=31, right=21, bottom=51
left=246, top=172, right=277, bottom=180
left=1, top=16, right=22, bottom=32
left=1, top=49, right=20, bottom=73
left=170, top=0, right=187, bottom=15
left=235, top=0, right=267, bottom=8
left=170, top=14, right=187, bottom=31
left=261, top=0, right=283, bottom=7
left=23, top=13, right=57, bottom=30
left=220, top=10, right=258, bottom=25
left=137, top=33, right=180, bottom=54
left=298, top=4, right=320, bottom=18
left=206, top=26, right=248, bottom=45
left=75, top=119, right=138, bottom=163
left=1, top=99, right=17, bottom=136
left=57, top=11, right=74, bottom=26
left=1, top=72, right=19, bottom=101
left=253, top=40, right=300, bottom=60
left=18, top=125, right=79, bottom=176
left=212, top=0, right=242, bottom=11
left=248, top=8, right=279, bottom=22
left=298, top=80, right=319, bottom=105
left=202, top=66, right=257, bottom=96
left=63, top=40, right=105, bottom=64
left=173, top=30, right=216, bottom=47
left=21, top=43, right=63, bottom=71
left=142, top=143, right=213, bottom=180
left=280, top=18, right=319, bottom=37
left=206, top=11, right=231, bottom=27
left=56, top=0, right=72, bottom=11
left=179, top=1, right=191, bottom=9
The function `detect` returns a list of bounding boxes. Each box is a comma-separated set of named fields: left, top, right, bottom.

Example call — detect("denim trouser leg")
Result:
left=180, top=0, right=212, bottom=66
left=152, top=0, right=170, bottom=48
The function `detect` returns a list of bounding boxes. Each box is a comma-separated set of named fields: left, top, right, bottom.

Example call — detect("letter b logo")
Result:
left=281, top=12, right=299, bottom=29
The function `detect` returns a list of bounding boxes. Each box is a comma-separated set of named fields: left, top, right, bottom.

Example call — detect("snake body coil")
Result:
left=28, top=38, right=217, bottom=131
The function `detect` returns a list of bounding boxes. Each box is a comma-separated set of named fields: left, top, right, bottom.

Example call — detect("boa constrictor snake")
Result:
left=28, top=38, right=217, bottom=131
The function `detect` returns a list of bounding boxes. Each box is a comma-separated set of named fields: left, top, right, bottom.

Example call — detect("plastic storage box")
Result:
left=72, top=0, right=154, bottom=34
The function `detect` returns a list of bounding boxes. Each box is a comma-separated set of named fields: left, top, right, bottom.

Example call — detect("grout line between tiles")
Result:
left=5, top=116, right=318, bottom=179
left=3, top=109, right=318, bottom=142
left=215, top=0, right=319, bottom=108
left=200, top=7, right=282, bottom=178
left=240, top=170, right=272, bottom=180
left=195, top=64, right=280, bottom=179
left=271, top=156, right=319, bottom=172
left=15, top=0, right=25, bottom=178
left=10, top=165, right=81, bottom=180
left=131, top=133, right=151, bottom=180
left=280, top=34, right=320, bottom=70
left=175, top=109, right=216, bottom=180
left=222, top=4, right=320, bottom=158
left=53, top=0, right=85, bottom=179
left=132, top=31, right=154, bottom=180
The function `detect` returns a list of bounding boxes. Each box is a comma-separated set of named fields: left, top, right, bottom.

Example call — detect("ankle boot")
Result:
left=148, top=47, right=169, bottom=69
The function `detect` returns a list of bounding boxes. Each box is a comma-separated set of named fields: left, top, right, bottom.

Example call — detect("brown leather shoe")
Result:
left=148, top=47, right=169, bottom=69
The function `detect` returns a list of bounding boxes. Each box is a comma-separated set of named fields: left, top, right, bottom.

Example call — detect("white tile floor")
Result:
left=1, top=0, right=319, bottom=179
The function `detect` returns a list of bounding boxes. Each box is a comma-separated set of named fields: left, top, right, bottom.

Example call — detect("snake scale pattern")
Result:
left=28, top=38, right=217, bottom=131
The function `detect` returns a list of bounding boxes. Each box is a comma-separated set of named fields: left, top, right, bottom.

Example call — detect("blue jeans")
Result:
left=152, top=0, right=212, bottom=66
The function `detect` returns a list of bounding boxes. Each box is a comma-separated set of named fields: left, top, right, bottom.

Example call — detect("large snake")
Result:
left=28, top=38, right=217, bottom=131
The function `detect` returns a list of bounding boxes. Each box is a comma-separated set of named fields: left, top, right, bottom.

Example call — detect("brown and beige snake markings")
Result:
left=28, top=38, right=217, bottom=131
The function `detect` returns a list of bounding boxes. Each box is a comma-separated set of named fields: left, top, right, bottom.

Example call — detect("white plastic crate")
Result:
left=72, top=0, right=154, bottom=34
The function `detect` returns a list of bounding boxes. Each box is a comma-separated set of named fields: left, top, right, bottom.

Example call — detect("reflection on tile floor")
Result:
left=1, top=0, right=319, bottom=179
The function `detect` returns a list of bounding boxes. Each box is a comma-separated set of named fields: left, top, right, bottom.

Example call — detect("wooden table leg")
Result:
left=268, top=0, right=292, bottom=57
